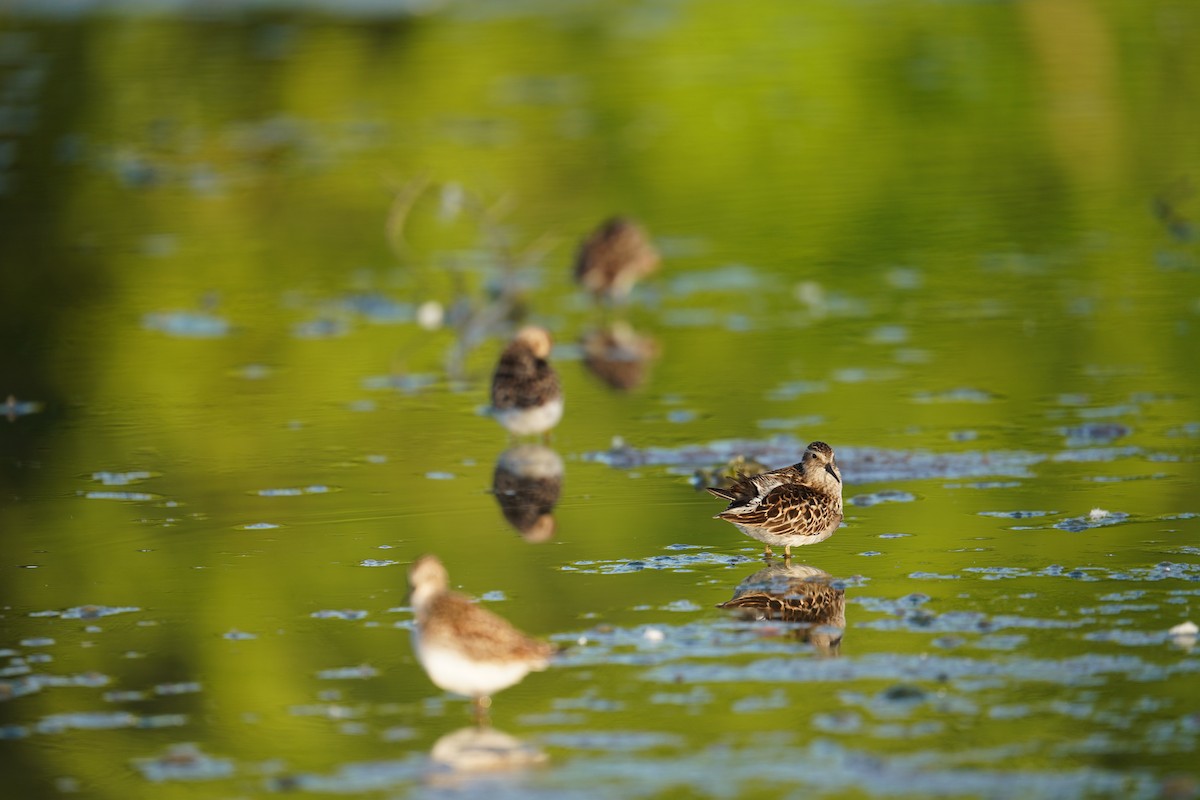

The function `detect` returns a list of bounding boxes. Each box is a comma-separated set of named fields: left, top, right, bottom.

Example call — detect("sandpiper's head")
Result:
left=799, top=441, right=841, bottom=494
left=512, top=326, right=553, bottom=360
left=408, top=554, right=450, bottom=611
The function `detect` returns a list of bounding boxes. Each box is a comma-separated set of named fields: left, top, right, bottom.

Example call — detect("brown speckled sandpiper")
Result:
left=706, top=441, right=844, bottom=557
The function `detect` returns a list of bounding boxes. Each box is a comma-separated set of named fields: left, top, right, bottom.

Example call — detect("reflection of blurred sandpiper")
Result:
left=574, top=217, right=660, bottom=302
left=1169, top=620, right=1198, bottom=653
left=429, top=725, right=547, bottom=781
left=407, top=555, right=555, bottom=720
left=489, top=326, right=563, bottom=438
left=719, top=560, right=846, bottom=654
left=580, top=322, right=660, bottom=392
left=492, top=445, right=564, bottom=542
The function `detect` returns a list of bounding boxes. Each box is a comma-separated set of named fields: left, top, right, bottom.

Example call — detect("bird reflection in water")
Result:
left=718, top=559, right=847, bottom=655
left=427, top=725, right=547, bottom=785
left=580, top=321, right=660, bottom=392
left=491, top=445, right=563, bottom=542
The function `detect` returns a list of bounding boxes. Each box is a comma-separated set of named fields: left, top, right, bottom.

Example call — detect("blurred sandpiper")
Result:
left=490, top=326, right=563, bottom=437
left=574, top=217, right=660, bottom=302
left=407, top=554, right=555, bottom=720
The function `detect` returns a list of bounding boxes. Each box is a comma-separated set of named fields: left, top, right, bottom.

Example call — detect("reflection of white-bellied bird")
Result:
left=490, top=326, right=563, bottom=437
left=408, top=555, right=554, bottom=719
left=706, top=441, right=843, bottom=557
left=430, top=726, right=547, bottom=777
left=492, top=445, right=564, bottom=543
left=719, top=560, right=846, bottom=654
left=574, top=217, right=660, bottom=301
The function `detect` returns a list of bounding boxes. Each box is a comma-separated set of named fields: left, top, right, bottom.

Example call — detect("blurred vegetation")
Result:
left=1, top=0, right=1199, bottom=797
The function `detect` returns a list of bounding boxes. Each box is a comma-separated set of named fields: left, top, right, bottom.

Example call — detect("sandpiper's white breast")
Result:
left=735, top=520, right=841, bottom=548
left=493, top=397, right=564, bottom=436
left=414, top=637, right=541, bottom=698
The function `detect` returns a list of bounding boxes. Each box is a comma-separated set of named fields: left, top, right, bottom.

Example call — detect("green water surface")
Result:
left=2, top=1, right=1199, bottom=797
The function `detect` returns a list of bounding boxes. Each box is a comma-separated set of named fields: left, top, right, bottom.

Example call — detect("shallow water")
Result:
left=2, top=1, right=1200, bottom=798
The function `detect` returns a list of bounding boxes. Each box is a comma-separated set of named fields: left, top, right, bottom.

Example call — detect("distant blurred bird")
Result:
left=490, top=326, right=563, bottom=437
left=574, top=217, right=660, bottom=301
left=706, top=441, right=844, bottom=557
left=718, top=560, right=846, bottom=654
left=492, top=445, right=564, bottom=543
left=407, top=554, right=555, bottom=719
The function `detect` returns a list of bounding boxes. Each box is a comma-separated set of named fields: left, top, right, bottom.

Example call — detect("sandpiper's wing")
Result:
left=491, top=349, right=561, bottom=411
left=423, top=593, right=554, bottom=666
left=714, top=481, right=842, bottom=536
left=705, top=465, right=801, bottom=504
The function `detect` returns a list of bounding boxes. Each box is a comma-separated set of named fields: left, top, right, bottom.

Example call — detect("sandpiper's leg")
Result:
left=784, top=544, right=792, bottom=558
left=763, top=545, right=773, bottom=557
left=472, top=696, right=493, bottom=727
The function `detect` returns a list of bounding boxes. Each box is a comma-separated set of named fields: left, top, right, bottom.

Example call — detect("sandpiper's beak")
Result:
left=825, top=462, right=841, bottom=484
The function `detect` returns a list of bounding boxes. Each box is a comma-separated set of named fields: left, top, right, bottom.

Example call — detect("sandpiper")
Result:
left=574, top=217, right=660, bottom=301
left=407, top=554, right=555, bottom=719
left=490, top=326, right=563, bottom=437
left=719, top=560, right=846, bottom=653
left=706, top=441, right=843, bottom=557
